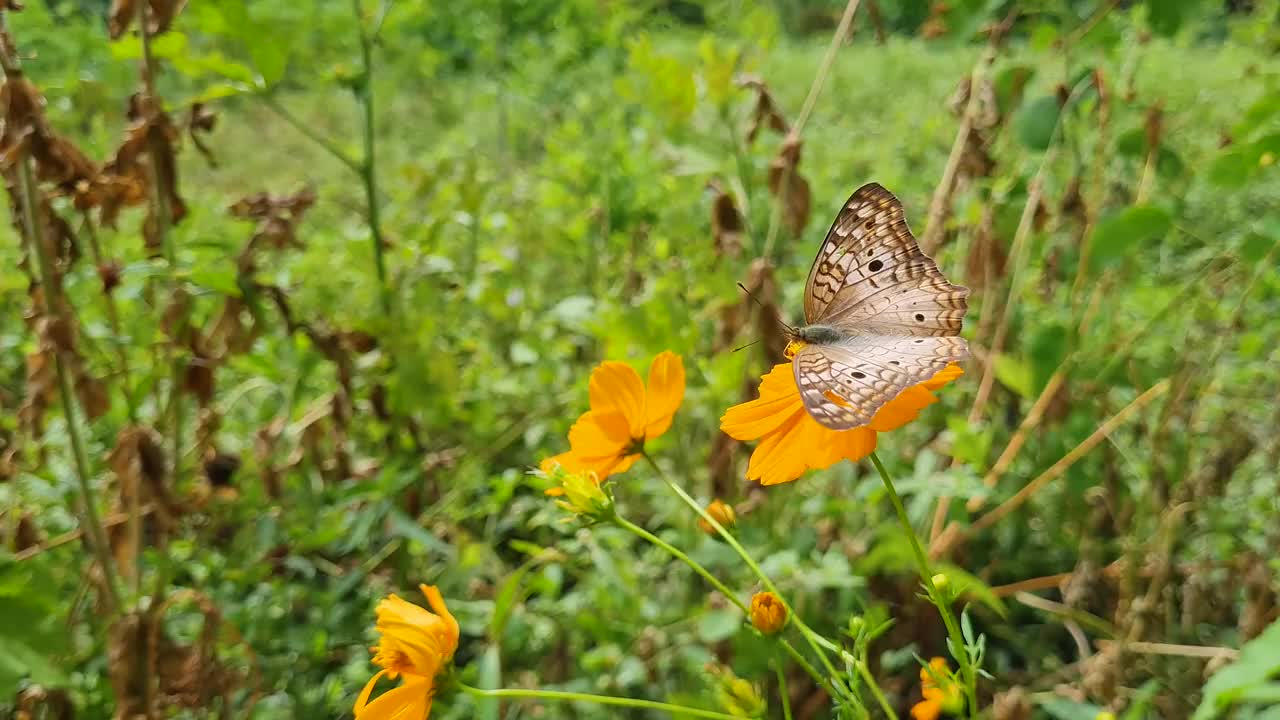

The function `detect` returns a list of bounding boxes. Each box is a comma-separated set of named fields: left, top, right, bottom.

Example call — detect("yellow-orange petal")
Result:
left=566, top=410, right=631, bottom=458
left=588, top=361, right=646, bottom=438
left=868, top=364, right=962, bottom=432
left=355, top=669, right=390, bottom=715
left=643, top=351, right=685, bottom=439
left=720, top=364, right=803, bottom=440
left=355, top=675, right=432, bottom=720
left=419, top=585, right=459, bottom=658
left=910, top=698, right=942, bottom=720
left=542, top=449, right=634, bottom=482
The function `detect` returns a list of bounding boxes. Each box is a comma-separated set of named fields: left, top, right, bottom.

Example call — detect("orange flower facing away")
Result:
left=355, top=585, right=460, bottom=720
left=749, top=591, right=787, bottom=634
left=698, top=498, right=737, bottom=535
left=910, top=657, right=963, bottom=720
left=541, top=351, right=685, bottom=481
left=720, top=342, right=962, bottom=486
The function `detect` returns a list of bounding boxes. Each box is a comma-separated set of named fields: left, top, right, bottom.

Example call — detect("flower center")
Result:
left=372, top=646, right=417, bottom=676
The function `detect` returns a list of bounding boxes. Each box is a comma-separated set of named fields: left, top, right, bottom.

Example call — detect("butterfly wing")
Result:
left=793, top=335, right=968, bottom=430
left=803, top=183, right=968, bottom=335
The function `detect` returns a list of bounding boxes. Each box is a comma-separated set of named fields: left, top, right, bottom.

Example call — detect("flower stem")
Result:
left=613, top=515, right=748, bottom=614
left=16, top=153, right=122, bottom=613
left=351, top=0, right=392, bottom=315
left=775, top=661, right=794, bottom=720
left=642, top=454, right=857, bottom=705
left=854, top=660, right=899, bottom=720
left=614, top=514, right=829, bottom=691
left=458, top=684, right=753, bottom=719
left=868, top=451, right=978, bottom=717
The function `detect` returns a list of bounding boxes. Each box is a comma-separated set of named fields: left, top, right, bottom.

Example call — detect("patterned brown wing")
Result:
left=793, top=335, right=969, bottom=430
left=803, top=183, right=968, bottom=336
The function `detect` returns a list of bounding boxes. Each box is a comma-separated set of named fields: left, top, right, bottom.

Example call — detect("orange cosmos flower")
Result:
left=749, top=591, right=787, bottom=634
left=910, top=657, right=963, bottom=720
left=355, top=585, right=460, bottom=720
left=541, top=351, right=685, bottom=481
left=720, top=343, right=961, bottom=486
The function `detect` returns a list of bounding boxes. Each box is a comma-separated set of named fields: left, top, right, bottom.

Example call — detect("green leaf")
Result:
left=993, top=353, right=1034, bottom=399
left=1146, top=0, right=1204, bottom=37
left=1015, top=96, right=1061, bottom=151
left=994, top=66, right=1034, bottom=117
left=1193, top=617, right=1280, bottom=719
left=1089, top=206, right=1171, bottom=269
left=698, top=609, right=742, bottom=643
left=188, top=267, right=243, bottom=298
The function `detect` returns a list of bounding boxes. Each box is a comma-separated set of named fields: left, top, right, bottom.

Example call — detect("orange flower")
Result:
left=355, top=585, right=460, bottom=720
left=541, top=352, right=685, bottom=481
left=749, top=591, right=787, bottom=634
left=720, top=343, right=961, bottom=486
left=697, top=498, right=737, bottom=535
left=910, top=657, right=963, bottom=719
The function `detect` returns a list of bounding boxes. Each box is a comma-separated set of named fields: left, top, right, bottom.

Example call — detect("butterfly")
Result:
left=788, top=183, right=969, bottom=430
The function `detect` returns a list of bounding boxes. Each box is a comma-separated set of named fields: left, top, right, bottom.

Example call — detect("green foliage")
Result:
left=2, top=1, right=1279, bottom=718
left=1194, top=619, right=1280, bottom=720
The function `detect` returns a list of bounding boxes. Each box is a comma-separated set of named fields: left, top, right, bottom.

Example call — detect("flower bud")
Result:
left=542, top=465, right=613, bottom=521
left=706, top=664, right=765, bottom=718
left=931, top=572, right=949, bottom=591
left=698, top=499, right=737, bottom=535
left=749, top=591, right=787, bottom=635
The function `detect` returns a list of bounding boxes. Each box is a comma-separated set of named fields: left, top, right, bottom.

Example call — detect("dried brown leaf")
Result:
left=767, top=137, right=811, bottom=237
left=707, top=179, right=745, bottom=258
left=737, top=74, right=789, bottom=145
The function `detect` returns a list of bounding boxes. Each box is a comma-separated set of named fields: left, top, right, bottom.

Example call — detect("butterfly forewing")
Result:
left=793, top=336, right=968, bottom=430
left=795, top=183, right=970, bottom=430
left=803, top=183, right=968, bottom=335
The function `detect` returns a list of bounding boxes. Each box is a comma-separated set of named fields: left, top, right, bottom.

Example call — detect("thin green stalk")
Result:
left=854, top=660, right=898, bottom=720
left=614, top=514, right=828, bottom=691
left=458, top=684, right=751, bottom=719
left=17, top=155, right=122, bottom=612
left=869, top=452, right=977, bottom=717
left=778, top=638, right=826, bottom=694
left=775, top=661, right=793, bottom=720
left=258, top=94, right=363, bottom=174
left=642, top=454, right=857, bottom=704
left=351, top=0, right=392, bottom=315
left=614, top=515, right=748, bottom=614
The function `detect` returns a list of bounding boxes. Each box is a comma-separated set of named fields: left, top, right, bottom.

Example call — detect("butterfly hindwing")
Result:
left=803, top=183, right=968, bottom=336
left=793, top=335, right=969, bottom=430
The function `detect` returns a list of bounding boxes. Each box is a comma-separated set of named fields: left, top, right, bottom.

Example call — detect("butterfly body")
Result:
left=793, top=324, right=848, bottom=345
left=791, top=183, right=970, bottom=431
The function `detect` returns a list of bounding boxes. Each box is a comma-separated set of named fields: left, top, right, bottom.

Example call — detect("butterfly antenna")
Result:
left=732, top=339, right=762, bottom=353
left=736, top=282, right=797, bottom=336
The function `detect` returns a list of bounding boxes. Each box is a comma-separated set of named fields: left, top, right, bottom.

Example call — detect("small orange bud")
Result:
left=749, top=591, right=787, bottom=635
left=698, top=499, right=737, bottom=535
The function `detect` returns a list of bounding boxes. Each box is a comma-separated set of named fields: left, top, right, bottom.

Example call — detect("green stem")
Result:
left=258, top=94, right=363, bottom=174
left=458, top=684, right=752, bottom=719
left=614, top=515, right=748, bottom=614
left=351, top=0, right=392, bottom=315
left=642, top=454, right=856, bottom=704
left=779, top=639, right=826, bottom=693
left=854, top=660, right=898, bottom=720
left=614, top=515, right=830, bottom=691
left=17, top=154, right=122, bottom=612
left=869, top=451, right=978, bottom=717
left=775, top=661, right=793, bottom=720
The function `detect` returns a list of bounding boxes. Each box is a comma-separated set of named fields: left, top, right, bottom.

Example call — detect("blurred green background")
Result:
left=2, top=1, right=1278, bottom=718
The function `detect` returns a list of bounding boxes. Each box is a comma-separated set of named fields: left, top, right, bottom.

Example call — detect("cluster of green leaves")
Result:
left=1, top=0, right=1278, bottom=718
